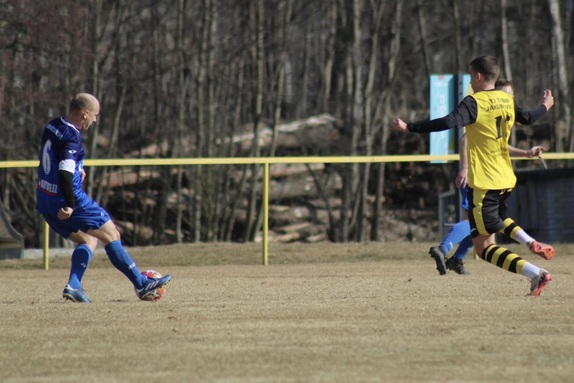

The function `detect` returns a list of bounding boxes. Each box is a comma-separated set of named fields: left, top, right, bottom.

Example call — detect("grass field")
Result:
left=1, top=242, right=573, bottom=383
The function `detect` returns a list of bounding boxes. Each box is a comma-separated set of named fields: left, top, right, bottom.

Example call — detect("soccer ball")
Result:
left=138, top=270, right=166, bottom=301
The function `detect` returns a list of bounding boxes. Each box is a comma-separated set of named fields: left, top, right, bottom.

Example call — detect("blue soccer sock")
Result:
left=104, top=240, right=146, bottom=289
left=452, top=235, right=474, bottom=260
left=440, top=220, right=471, bottom=254
left=67, top=244, right=93, bottom=289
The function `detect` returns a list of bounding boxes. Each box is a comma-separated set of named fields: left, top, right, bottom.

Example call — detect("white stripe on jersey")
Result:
left=59, top=159, right=76, bottom=173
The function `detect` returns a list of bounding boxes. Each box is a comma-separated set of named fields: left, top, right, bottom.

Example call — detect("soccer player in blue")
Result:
left=36, top=93, right=171, bottom=303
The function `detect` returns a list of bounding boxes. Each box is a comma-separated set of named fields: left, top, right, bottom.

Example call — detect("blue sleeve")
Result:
left=59, top=131, right=82, bottom=163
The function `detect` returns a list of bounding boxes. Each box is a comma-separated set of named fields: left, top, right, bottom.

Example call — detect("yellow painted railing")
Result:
left=2, top=152, right=572, bottom=269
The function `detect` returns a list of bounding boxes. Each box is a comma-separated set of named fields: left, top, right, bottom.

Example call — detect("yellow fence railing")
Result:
left=2, top=152, right=573, bottom=269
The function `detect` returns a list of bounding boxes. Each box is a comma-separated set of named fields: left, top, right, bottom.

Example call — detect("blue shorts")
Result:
left=42, top=200, right=110, bottom=239
left=460, top=186, right=470, bottom=211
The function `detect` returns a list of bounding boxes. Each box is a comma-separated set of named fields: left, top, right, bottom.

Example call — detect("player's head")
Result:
left=495, top=79, right=514, bottom=96
left=468, top=56, right=500, bottom=92
left=69, top=93, right=100, bottom=130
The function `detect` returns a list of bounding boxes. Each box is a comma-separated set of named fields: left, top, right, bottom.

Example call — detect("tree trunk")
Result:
left=86, top=0, right=104, bottom=199
left=371, top=1, right=402, bottom=241
left=243, top=0, right=265, bottom=242
left=322, top=3, right=337, bottom=113
left=358, top=0, right=387, bottom=242
left=174, top=0, right=187, bottom=243
left=548, top=0, right=571, bottom=153
left=415, top=0, right=431, bottom=81
left=204, top=0, right=217, bottom=241
left=252, top=0, right=292, bottom=239
left=500, top=0, right=516, bottom=146
left=451, top=0, right=463, bottom=71
left=221, top=58, right=246, bottom=241
left=336, top=0, right=363, bottom=242
left=98, top=86, right=126, bottom=208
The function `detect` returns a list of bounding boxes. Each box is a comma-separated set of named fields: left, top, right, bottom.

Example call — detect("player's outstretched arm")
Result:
left=515, top=89, right=554, bottom=125
left=392, top=97, right=474, bottom=134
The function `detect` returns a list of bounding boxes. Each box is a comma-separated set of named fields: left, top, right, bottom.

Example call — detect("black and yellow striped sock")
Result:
left=500, top=218, right=521, bottom=242
left=481, top=244, right=527, bottom=274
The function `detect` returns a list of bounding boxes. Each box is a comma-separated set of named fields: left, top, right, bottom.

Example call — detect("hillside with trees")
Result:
left=0, top=0, right=570, bottom=247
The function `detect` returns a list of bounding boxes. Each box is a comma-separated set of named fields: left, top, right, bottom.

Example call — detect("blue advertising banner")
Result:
left=459, top=74, right=472, bottom=100
left=429, top=74, right=472, bottom=163
left=429, top=74, right=455, bottom=163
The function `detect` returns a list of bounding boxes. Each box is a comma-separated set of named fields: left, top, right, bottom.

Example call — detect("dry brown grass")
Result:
left=1, top=242, right=574, bottom=383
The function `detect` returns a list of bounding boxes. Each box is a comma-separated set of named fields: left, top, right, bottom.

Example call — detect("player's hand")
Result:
left=57, top=207, right=74, bottom=220
left=526, top=146, right=545, bottom=158
left=456, top=167, right=468, bottom=189
left=541, top=89, right=554, bottom=111
left=391, top=118, right=408, bottom=132
left=81, top=169, right=86, bottom=183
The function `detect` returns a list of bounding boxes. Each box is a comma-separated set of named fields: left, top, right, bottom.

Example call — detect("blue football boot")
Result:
left=63, top=284, right=92, bottom=303
left=135, top=274, right=172, bottom=301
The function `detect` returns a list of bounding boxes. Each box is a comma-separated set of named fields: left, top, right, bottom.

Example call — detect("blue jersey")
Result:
left=460, top=185, right=470, bottom=211
left=36, top=117, right=90, bottom=216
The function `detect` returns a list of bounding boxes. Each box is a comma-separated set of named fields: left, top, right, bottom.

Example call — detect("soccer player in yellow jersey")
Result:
left=392, top=56, right=555, bottom=296
left=429, top=79, right=554, bottom=276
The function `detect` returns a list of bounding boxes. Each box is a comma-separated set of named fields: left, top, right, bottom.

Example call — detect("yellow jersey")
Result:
left=466, top=90, right=516, bottom=190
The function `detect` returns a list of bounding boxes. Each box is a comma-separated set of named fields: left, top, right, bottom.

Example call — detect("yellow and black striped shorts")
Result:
left=468, top=187, right=513, bottom=237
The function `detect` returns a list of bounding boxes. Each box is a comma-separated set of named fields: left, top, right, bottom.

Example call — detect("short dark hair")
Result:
left=495, top=79, right=514, bottom=90
left=469, top=56, right=500, bottom=82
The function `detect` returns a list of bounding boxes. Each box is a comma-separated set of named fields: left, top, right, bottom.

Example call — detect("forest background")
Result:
left=1, top=0, right=572, bottom=248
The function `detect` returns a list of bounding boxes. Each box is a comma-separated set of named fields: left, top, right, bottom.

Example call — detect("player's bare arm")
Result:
left=456, top=134, right=468, bottom=189
left=508, top=145, right=546, bottom=158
